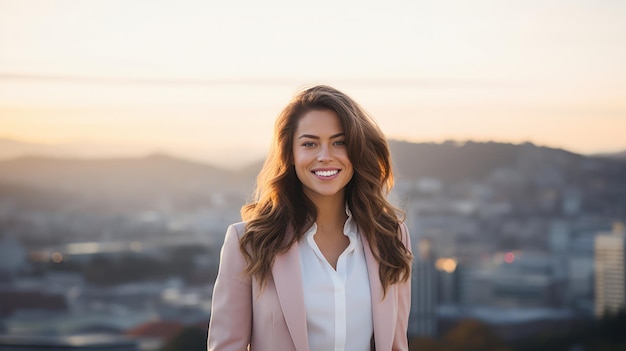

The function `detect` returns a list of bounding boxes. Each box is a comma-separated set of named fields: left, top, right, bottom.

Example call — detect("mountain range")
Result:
left=1, top=139, right=625, bottom=196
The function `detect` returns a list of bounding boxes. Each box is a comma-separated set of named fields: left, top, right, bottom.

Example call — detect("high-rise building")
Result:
left=594, top=222, right=626, bottom=318
left=408, top=236, right=438, bottom=338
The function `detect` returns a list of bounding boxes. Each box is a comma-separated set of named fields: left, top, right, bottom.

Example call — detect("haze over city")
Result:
left=1, top=0, right=625, bottom=168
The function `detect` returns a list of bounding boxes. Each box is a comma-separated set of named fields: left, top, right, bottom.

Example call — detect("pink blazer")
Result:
left=207, top=221, right=412, bottom=351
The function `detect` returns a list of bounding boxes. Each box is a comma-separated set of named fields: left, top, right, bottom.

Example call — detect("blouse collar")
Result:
left=305, top=205, right=359, bottom=243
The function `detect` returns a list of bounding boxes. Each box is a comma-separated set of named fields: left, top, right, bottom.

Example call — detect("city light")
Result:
left=51, top=252, right=63, bottom=263
left=504, top=252, right=515, bottom=264
left=435, top=258, right=458, bottom=273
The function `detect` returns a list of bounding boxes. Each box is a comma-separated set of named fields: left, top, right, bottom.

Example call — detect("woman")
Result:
left=207, top=85, right=413, bottom=351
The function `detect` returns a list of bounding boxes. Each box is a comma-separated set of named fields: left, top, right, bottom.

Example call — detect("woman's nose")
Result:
left=317, top=145, right=333, bottom=162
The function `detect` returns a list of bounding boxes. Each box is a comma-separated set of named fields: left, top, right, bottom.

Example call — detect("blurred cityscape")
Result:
left=0, top=140, right=625, bottom=350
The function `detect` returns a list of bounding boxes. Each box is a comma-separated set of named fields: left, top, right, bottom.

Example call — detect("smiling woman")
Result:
left=207, top=85, right=413, bottom=351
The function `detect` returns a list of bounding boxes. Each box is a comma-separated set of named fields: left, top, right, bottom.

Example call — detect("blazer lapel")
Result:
left=272, top=244, right=309, bottom=351
left=362, top=235, right=395, bottom=351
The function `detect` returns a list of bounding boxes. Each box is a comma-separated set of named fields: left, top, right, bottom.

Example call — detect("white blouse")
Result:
left=297, top=210, right=373, bottom=351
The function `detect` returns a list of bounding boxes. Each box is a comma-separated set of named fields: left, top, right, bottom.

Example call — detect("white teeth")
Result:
left=315, top=170, right=339, bottom=177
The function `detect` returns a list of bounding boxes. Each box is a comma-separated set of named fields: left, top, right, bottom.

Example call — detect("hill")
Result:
left=1, top=140, right=625, bottom=215
left=0, top=153, right=241, bottom=212
left=389, top=140, right=585, bottom=182
left=0, top=153, right=229, bottom=193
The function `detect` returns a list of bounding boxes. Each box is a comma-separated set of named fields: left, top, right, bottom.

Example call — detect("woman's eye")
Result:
left=334, top=140, right=346, bottom=146
left=302, top=141, right=316, bottom=147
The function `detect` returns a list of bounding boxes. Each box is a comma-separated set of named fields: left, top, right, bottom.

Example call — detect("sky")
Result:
left=1, top=0, right=625, bottom=166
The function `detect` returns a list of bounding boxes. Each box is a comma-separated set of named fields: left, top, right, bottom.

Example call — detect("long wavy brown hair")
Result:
left=240, top=85, right=412, bottom=294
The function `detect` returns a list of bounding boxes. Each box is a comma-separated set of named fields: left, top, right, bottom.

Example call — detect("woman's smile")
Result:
left=312, top=168, right=341, bottom=178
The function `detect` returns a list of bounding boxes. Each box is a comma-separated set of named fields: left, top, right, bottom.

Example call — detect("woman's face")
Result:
left=292, top=109, right=354, bottom=204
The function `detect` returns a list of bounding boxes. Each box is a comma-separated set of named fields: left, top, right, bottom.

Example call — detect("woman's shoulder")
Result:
left=226, top=221, right=248, bottom=239
left=229, top=221, right=247, bottom=232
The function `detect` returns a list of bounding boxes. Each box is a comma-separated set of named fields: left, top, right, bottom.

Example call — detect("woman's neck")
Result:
left=311, top=195, right=347, bottom=233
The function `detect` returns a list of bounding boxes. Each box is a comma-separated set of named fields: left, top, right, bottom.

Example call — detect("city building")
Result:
left=408, top=236, right=438, bottom=337
left=594, top=222, right=626, bottom=318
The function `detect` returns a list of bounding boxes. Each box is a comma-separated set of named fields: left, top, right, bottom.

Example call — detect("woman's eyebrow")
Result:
left=297, top=132, right=345, bottom=140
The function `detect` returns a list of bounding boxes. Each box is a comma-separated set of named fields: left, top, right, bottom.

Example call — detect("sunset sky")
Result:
left=1, top=0, right=625, bottom=166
